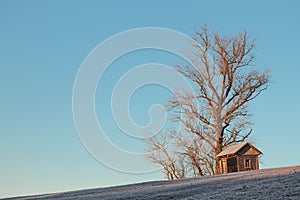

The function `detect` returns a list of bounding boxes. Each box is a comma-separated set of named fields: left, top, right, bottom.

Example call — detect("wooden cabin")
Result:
left=216, top=142, right=262, bottom=174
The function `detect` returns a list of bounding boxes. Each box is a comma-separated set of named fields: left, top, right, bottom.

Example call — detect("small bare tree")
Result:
left=146, top=129, right=212, bottom=179
left=146, top=132, right=186, bottom=180
left=146, top=26, right=270, bottom=176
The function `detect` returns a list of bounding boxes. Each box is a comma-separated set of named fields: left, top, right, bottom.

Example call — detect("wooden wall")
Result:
left=237, top=155, right=258, bottom=171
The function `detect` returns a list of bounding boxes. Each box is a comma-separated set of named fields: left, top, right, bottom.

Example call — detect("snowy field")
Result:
left=5, top=165, right=300, bottom=200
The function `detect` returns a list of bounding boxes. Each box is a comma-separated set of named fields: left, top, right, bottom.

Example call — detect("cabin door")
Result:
left=227, top=157, right=237, bottom=173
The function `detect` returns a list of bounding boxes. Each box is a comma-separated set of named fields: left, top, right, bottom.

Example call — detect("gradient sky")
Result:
left=1, top=0, right=300, bottom=198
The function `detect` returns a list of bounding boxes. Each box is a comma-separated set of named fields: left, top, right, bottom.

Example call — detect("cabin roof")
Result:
left=216, top=142, right=262, bottom=157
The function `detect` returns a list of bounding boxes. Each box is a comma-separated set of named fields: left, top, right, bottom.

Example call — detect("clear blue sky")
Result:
left=1, top=0, right=300, bottom=198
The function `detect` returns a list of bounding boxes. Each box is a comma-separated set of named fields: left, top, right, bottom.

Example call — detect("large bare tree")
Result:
left=146, top=26, right=269, bottom=177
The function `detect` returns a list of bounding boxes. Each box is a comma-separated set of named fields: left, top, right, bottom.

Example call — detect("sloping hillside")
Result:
left=6, top=165, right=300, bottom=200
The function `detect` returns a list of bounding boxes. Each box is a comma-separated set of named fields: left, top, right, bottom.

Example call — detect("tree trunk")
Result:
left=197, top=165, right=203, bottom=176
left=215, top=128, right=224, bottom=174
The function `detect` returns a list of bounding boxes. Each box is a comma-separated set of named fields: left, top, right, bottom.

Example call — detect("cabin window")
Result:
left=245, top=159, right=251, bottom=169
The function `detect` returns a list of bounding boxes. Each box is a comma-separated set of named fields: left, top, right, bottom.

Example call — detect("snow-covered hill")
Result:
left=6, top=165, right=300, bottom=200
